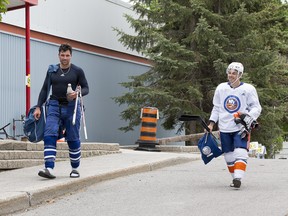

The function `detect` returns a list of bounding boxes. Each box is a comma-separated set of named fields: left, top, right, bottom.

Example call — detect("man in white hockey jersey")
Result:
left=207, top=62, right=262, bottom=189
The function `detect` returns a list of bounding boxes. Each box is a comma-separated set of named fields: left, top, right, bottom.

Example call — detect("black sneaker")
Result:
left=230, top=178, right=241, bottom=189
left=70, top=170, right=80, bottom=178
left=38, top=168, right=56, bottom=179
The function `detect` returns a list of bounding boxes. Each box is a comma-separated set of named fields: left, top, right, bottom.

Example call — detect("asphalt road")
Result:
left=12, top=157, right=288, bottom=216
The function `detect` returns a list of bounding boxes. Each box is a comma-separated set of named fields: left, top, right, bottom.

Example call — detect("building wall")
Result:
left=2, top=0, right=139, bottom=56
left=0, top=31, right=156, bottom=144
left=0, top=0, right=179, bottom=144
left=0, top=32, right=26, bottom=138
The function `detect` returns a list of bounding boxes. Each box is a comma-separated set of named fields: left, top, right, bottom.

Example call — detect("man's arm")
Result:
left=36, top=72, right=50, bottom=107
left=209, top=86, right=220, bottom=131
left=33, top=73, right=50, bottom=120
left=78, top=68, right=89, bottom=96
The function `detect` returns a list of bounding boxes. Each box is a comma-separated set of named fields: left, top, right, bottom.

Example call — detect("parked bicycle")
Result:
left=0, top=115, right=26, bottom=140
left=0, top=123, right=16, bottom=140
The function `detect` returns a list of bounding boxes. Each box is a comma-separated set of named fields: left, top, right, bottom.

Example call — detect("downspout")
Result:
left=25, top=2, right=30, bottom=115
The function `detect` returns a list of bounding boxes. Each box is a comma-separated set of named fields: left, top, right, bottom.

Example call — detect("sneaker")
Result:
left=38, top=168, right=56, bottom=179
left=70, top=170, right=80, bottom=178
left=230, top=178, right=241, bottom=189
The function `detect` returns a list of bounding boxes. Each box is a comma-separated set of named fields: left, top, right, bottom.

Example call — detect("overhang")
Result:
left=5, top=0, right=38, bottom=11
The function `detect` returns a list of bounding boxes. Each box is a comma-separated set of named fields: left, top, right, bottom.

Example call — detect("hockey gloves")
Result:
left=234, top=112, right=258, bottom=139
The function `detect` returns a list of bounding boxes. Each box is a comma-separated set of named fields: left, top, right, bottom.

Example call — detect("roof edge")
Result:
left=6, top=0, right=38, bottom=11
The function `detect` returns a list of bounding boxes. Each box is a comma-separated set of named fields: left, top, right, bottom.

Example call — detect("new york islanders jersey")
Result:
left=209, top=82, right=262, bottom=133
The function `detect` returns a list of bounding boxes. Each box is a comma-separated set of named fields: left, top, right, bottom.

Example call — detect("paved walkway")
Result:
left=14, top=157, right=288, bottom=216
left=2, top=148, right=288, bottom=216
left=0, top=149, right=200, bottom=215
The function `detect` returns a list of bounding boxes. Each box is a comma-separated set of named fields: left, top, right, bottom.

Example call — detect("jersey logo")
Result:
left=224, top=95, right=241, bottom=113
left=202, top=146, right=213, bottom=157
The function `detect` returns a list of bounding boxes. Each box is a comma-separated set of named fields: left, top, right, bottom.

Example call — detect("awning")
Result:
left=6, top=0, right=38, bottom=11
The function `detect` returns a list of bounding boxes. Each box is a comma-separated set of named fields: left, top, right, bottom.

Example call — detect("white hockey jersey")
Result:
left=209, top=82, right=262, bottom=133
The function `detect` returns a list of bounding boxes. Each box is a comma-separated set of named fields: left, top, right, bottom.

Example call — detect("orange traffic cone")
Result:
left=135, top=107, right=160, bottom=151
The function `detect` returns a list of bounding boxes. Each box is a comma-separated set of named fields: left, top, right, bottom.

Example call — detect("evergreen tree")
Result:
left=0, top=0, right=8, bottom=21
left=114, top=0, right=288, bottom=156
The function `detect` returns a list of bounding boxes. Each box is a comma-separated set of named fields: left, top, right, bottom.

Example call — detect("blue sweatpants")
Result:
left=43, top=99, right=81, bottom=169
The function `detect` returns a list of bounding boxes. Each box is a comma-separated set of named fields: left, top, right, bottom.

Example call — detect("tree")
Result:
left=114, top=0, right=288, bottom=156
left=0, top=0, right=8, bottom=21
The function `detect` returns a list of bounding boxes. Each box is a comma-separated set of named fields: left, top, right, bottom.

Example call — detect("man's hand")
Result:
left=207, top=121, right=215, bottom=133
left=234, top=112, right=258, bottom=138
left=67, top=86, right=81, bottom=101
left=33, top=107, right=41, bottom=120
left=66, top=91, right=78, bottom=101
left=240, top=114, right=255, bottom=131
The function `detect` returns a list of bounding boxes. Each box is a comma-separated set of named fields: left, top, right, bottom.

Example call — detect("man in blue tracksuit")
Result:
left=33, top=43, right=89, bottom=179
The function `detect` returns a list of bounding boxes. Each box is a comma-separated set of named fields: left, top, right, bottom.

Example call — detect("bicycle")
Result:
left=0, top=123, right=17, bottom=140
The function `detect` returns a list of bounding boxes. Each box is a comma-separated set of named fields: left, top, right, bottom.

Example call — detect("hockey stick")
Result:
left=179, top=114, right=210, bottom=132
left=179, top=114, right=220, bottom=143
left=79, top=88, right=88, bottom=140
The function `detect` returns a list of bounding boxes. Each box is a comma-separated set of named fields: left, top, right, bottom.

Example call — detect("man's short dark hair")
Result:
left=59, top=43, right=72, bottom=55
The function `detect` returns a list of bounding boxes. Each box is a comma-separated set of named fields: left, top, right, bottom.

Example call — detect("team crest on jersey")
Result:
left=224, top=95, right=240, bottom=113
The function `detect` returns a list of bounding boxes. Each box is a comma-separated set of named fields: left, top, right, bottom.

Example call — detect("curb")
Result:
left=0, top=155, right=199, bottom=215
left=30, top=157, right=195, bottom=206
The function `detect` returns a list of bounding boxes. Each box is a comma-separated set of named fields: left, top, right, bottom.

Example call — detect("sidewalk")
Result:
left=0, top=149, right=200, bottom=215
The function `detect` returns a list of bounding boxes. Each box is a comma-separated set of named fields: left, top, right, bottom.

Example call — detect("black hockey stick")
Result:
left=178, top=114, right=210, bottom=132
left=178, top=114, right=221, bottom=143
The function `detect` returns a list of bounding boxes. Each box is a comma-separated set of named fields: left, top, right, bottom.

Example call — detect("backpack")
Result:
left=23, top=64, right=58, bottom=143
left=198, top=133, right=223, bottom=165
left=23, top=105, right=47, bottom=143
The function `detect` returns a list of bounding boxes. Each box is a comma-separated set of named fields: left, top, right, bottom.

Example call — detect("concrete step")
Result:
left=0, top=149, right=120, bottom=160
left=0, top=140, right=119, bottom=151
left=0, top=140, right=121, bottom=170
left=0, top=159, right=64, bottom=170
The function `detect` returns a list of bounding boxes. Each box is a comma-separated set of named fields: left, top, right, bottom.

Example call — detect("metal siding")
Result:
left=0, top=32, right=26, bottom=138
left=72, top=50, right=147, bottom=144
left=30, top=41, right=151, bottom=144
left=30, top=41, right=59, bottom=105
left=0, top=32, right=156, bottom=144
